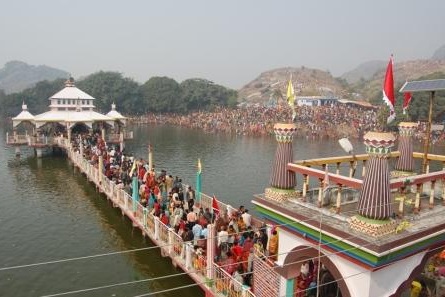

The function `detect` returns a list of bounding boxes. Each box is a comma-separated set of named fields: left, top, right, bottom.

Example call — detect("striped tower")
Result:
left=265, top=123, right=297, bottom=202
left=395, top=122, right=418, bottom=173
left=349, top=132, right=397, bottom=237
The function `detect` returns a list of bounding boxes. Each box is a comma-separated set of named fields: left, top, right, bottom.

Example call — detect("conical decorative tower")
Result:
left=265, top=123, right=297, bottom=202
left=394, top=122, right=418, bottom=174
left=349, top=132, right=397, bottom=237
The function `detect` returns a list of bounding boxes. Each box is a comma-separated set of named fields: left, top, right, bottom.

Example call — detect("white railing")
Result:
left=146, top=211, right=155, bottom=234
left=123, top=191, right=132, bottom=212
left=252, top=252, right=280, bottom=297
left=191, top=250, right=207, bottom=278
left=214, top=263, right=253, bottom=297
left=134, top=203, right=145, bottom=225
left=106, top=133, right=122, bottom=143
left=171, top=232, right=184, bottom=259
left=6, top=133, right=29, bottom=145
left=159, top=221, right=170, bottom=244
left=123, top=131, right=134, bottom=139
left=118, top=189, right=127, bottom=208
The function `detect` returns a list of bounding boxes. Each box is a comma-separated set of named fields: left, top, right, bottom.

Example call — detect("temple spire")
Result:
left=349, top=131, right=397, bottom=237
left=64, top=76, right=75, bottom=87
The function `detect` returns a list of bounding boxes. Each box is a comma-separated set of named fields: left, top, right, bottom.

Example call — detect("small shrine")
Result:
left=7, top=77, right=132, bottom=156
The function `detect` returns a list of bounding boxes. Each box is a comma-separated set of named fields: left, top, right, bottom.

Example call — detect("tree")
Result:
left=403, top=72, right=445, bottom=122
left=180, top=78, right=237, bottom=111
left=0, top=78, right=65, bottom=117
left=271, top=89, right=284, bottom=105
left=140, top=77, right=182, bottom=113
left=77, top=71, right=142, bottom=114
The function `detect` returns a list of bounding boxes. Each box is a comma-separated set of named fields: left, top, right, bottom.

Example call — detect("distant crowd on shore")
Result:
left=129, top=104, right=445, bottom=144
left=131, top=105, right=377, bottom=140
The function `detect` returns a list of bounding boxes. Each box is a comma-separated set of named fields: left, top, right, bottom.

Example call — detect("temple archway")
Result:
left=71, top=122, right=90, bottom=135
left=278, top=245, right=351, bottom=297
left=391, top=248, right=443, bottom=297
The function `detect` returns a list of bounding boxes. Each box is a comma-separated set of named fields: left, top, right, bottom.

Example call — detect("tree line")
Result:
left=0, top=71, right=238, bottom=117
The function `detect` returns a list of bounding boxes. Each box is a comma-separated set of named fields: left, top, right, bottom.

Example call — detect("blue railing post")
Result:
left=132, top=176, right=138, bottom=213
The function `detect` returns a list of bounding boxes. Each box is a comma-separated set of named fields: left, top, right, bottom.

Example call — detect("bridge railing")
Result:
left=28, top=135, right=53, bottom=146
left=171, top=231, right=184, bottom=259
left=159, top=221, right=169, bottom=244
left=6, top=133, right=29, bottom=145
left=146, top=210, right=155, bottom=235
left=101, top=175, right=111, bottom=194
left=134, top=203, right=145, bottom=225
left=214, top=263, right=253, bottom=297
left=117, top=188, right=127, bottom=208
left=191, top=250, right=207, bottom=278
left=106, top=133, right=123, bottom=143
left=123, top=131, right=134, bottom=140
left=289, top=153, right=445, bottom=217
left=123, top=191, right=133, bottom=212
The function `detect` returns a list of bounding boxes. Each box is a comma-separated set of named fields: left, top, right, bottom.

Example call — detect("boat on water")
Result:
left=6, top=79, right=445, bottom=297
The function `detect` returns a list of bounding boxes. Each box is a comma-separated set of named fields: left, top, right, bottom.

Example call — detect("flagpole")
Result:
left=196, top=158, right=202, bottom=206
left=148, top=144, right=153, bottom=172
left=422, top=91, right=435, bottom=174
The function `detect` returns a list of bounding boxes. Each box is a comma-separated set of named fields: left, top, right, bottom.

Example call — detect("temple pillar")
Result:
left=79, top=139, right=84, bottom=157
left=285, top=278, right=295, bottom=297
left=119, top=132, right=124, bottom=152
left=154, top=216, right=160, bottom=240
left=206, top=224, right=216, bottom=282
left=185, top=242, right=193, bottom=270
left=98, top=155, right=104, bottom=185
left=349, top=132, right=397, bottom=237
left=36, top=148, right=43, bottom=158
left=395, top=122, right=418, bottom=174
left=101, top=127, right=105, bottom=142
left=15, top=146, right=21, bottom=156
left=265, top=123, right=297, bottom=202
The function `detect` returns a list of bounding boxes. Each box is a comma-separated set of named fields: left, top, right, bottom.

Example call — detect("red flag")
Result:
left=403, top=92, right=412, bottom=114
left=383, top=56, right=395, bottom=123
left=212, top=195, right=220, bottom=215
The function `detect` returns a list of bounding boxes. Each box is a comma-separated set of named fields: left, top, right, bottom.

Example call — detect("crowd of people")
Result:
left=70, top=131, right=279, bottom=292
left=130, top=104, right=445, bottom=145
left=130, top=104, right=380, bottom=140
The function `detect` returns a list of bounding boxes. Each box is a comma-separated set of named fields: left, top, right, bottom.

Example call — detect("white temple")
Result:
left=8, top=77, right=131, bottom=156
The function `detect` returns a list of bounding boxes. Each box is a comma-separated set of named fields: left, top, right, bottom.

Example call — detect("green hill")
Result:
left=0, top=60, right=69, bottom=94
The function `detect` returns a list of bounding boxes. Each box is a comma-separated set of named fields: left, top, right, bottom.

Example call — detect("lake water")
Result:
left=0, top=123, right=375, bottom=297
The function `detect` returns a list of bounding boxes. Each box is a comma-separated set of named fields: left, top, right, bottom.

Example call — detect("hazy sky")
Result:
left=1, top=0, right=444, bottom=89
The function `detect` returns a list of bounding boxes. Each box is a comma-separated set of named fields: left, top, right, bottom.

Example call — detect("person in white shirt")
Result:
left=241, top=209, right=252, bottom=228
left=217, top=225, right=229, bottom=248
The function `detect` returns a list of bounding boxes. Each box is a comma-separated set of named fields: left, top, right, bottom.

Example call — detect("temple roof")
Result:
left=33, top=110, right=112, bottom=122
left=106, top=103, right=126, bottom=120
left=12, top=103, right=35, bottom=121
left=49, top=78, right=95, bottom=100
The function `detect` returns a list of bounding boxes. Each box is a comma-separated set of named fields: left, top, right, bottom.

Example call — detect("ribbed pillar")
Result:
left=357, top=132, right=395, bottom=220
left=269, top=123, right=297, bottom=189
left=395, top=122, right=418, bottom=172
